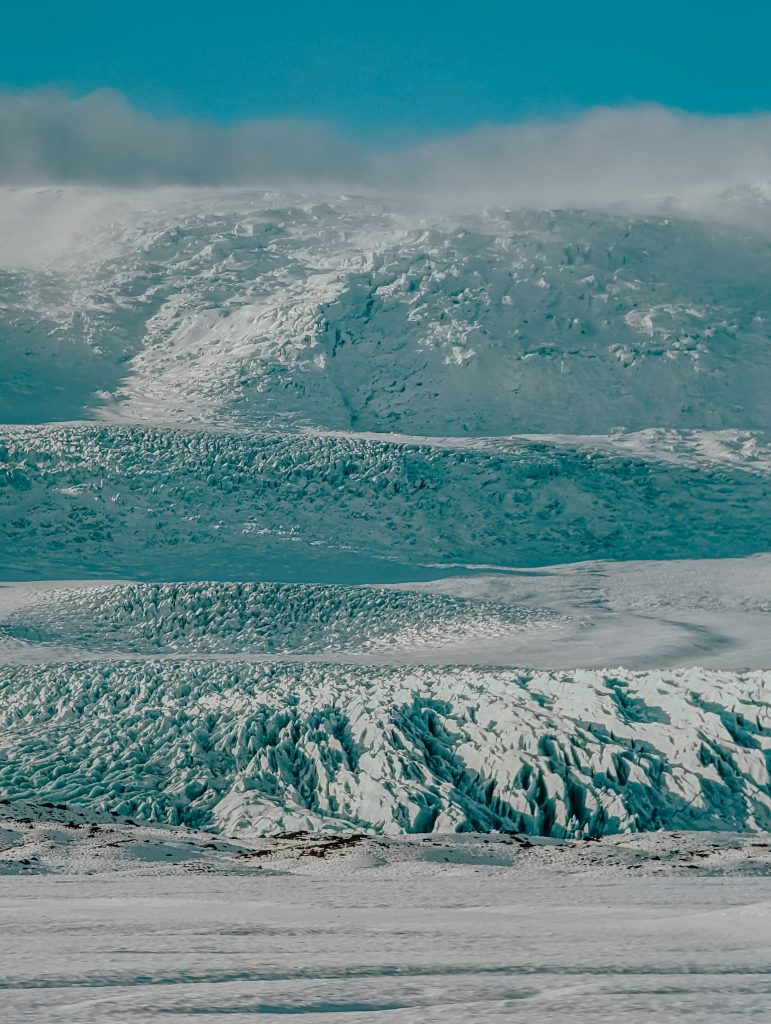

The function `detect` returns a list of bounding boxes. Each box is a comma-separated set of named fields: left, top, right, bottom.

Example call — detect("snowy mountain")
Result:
left=3, top=189, right=771, bottom=433
left=1, top=185, right=770, bottom=842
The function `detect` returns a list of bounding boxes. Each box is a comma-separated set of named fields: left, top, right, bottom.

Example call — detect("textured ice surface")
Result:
left=2, top=555, right=770, bottom=669
left=3, top=424, right=771, bottom=580
left=0, top=579, right=552, bottom=654
left=2, top=661, right=769, bottom=837
left=1, top=191, right=771, bottom=846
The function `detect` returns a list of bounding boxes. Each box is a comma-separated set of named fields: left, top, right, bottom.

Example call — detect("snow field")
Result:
left=2, top=801, right=770, bottom=1023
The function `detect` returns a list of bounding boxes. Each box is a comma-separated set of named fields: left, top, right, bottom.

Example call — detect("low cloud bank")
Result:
left=0, top=90, right=367, bottom=189
left=2, top=89, right=771, bottom=210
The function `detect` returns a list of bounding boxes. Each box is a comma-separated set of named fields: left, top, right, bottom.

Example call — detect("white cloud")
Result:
left=2, top=89, right=771, bottom=213
left=0, top=89, right=367, bottom=189
left=380, top=106, right=771, bottom=210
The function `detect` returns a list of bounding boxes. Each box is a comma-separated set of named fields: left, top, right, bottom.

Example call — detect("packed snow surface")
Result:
left=1, top=801, right=770, bottom=1024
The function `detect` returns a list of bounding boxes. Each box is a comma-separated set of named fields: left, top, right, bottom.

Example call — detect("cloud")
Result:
left=2, top=89, right=771, bottom=213
left=0, top=89, right=368, bottom=189
left=379, top=106, right=771, bottom=210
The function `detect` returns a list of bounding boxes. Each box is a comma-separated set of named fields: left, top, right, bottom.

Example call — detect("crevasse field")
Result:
left=1, top=186, right=771, bottom=1022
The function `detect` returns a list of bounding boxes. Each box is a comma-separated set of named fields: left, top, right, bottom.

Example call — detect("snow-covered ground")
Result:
left=2, top=185, right=771, bottom=1021
left=2, top=802, right=770, bottom=1023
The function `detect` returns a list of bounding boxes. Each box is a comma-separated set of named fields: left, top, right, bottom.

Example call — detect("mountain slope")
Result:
left=3, top=189, right=771, bottom=434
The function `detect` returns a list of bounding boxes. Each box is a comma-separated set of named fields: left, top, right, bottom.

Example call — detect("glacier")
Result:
left=3, top=425, right=771, bottom=581
left=2, top=660, right=770, bottom=837
left=1, top=183, right=771, bottom=1021
left=2, top=184, right=770, bottom=834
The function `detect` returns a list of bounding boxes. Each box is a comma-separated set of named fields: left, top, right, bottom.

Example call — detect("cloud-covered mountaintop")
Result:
left=3, top=90, right=771, bottom=212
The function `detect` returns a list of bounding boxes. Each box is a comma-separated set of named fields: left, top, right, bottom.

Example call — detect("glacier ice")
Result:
left=1, top=660, right=769, bottom=838
left=0, top=579, right=553, bottom=654
left=2, top=424, right=771, bottom=581
left=0, top=185, right=770, bottom=853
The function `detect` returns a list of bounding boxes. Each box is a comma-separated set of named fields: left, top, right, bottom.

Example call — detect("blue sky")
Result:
left=2, top=1, right=769, bottom=139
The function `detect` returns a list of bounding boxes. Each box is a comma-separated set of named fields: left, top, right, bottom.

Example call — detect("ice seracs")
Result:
left=3, top=425, right=771, bottom=581
left=1, top=661, right=769, bottom=838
